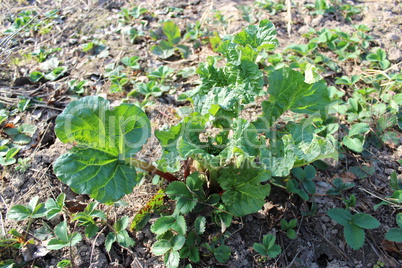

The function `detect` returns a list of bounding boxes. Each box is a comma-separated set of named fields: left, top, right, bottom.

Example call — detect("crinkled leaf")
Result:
left=291, top=80, right=330, bottom=114
left=105, top=232, right=117, bottom=252
left=45, top=194, right=65, bottom=220
left=348, top=123, right=370, bottom=137
left=163, top=21, right=181, bottom=45
left=261, top=68, right=330, bottom=127
left=165, top=250, right=180, bottom=268
left=151, top=215, right=187, bottom=235
left=195, top=216, right=206, bottom=235
left=214, top=245, right=231, bottom=263
left=7, top=205, right=32, bottom=221
left=327, top=208, right=352, bottom=226
left=116, top=230, right=135, bottom=248
left=218, top=164, right=271, bottom=216
left=352, top=213, right=380, bottom=229
left=54, top=96, right=151, bottom=204
left=385, top=228, right=402, bottom=242
left=166, top=181, right=197, bottom=214
left=344, top=223, right=365, bottom=250
left=343, top=136, right=364, bottom=153
left=253, top=243, right=268, bottom=256
left=152, top=240, right=171, bottom=256
left=171, top=235, right=186, bottom=251
left=260, top=134, right=296, bottom=177
left=233, top=19, right=278, bottom=51
left=151, top=41, right=174, bottom=59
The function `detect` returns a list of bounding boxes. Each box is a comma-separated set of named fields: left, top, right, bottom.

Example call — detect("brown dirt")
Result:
left=0, top=0, right=401, bottom=267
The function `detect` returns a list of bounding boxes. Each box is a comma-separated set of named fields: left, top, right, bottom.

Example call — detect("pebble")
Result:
left=95, top=233, right=106, bottom=246
left=388, top=47, right=402, bottom=62
left=385, top=168, right=394, bottom=175
left=311, top=15, right=323, bottom=26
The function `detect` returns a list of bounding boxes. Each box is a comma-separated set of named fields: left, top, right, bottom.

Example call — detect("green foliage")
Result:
left=72, top=202, right=106, bottom=238
left=3, top=123, right=37, bottom=146
left=327, top=178, right=355, bottom=195
left=151, top=214, right=188, bottom=268
left=287, top=165, right=316, bottom=200
left=105, top=216, right=135, bottom=251
left=374, top=171, right=402, bottom=210
left=367, top=48, right=390, bottom=70
left=121, top=56, right=140, bottom=69
left=67, top=79, right=88, bottom=95
left=253, top=234, right=281, bottom=258
left=53, top=96, right=151, bottom=204
left=4, top=10, right=61, bottom=36
left=280, top=219, right=298, bottom=239
left=31, top=47, right=61, bottom=62
left=39, top=16, right=399, bottom=266
left=29, top=57, right=68, bottom=82
left=254, top=0, right=285, bottom=15
left=0, top=146, right=19, bottom=166
left=45, top=193, right=66, bottom=220
left=342, top=123, right=370, bottom=153
left=8, top=196, right=46, bottom=221
left=48, top=221, right=82, bottom=250
left=385, top=213, right=402, bottom=242
left=327, top=208, right=380, bottom=249
left=151, top=21, right=190, bottom=59
left=119, top=6, right=148, bottom=23
left=202, top=242, right=231, bottom=264
left=152, top=235, right=185, bottom=268
left=81, top=40, right=109, bottom=58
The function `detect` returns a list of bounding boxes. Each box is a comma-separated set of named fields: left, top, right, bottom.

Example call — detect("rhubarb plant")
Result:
left=52, top=20, right=339, bottom=266
left=54, top=20, right=337, bottom=215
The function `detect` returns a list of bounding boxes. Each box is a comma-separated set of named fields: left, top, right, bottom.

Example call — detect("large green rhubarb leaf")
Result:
left=233, top=19, right=278, bottom=51
left=261, top=67, right=331, bottom=127
left=218, top=163, right=271, bottom=217
left=54, top=96, right=151, bottom=204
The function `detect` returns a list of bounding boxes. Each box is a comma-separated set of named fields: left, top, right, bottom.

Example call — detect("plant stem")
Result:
left=208, top=167, right=220, bottom=193
left=129, top=158, right=178, bottom=182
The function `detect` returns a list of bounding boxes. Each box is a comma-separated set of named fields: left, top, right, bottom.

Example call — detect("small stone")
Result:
left=135, top=232, right=144, bottom=240
left=321, top=216, right=330, bottom=223
left=388, top=47, right=402, bottom=62
left=95, top=233, right=106, bottom=246
left=385, top=168, right=394, bottom=175
left=69, top=38, right=78, bottom=45
left=298, top=25, right=310, bottom=35
left=135, top=247, right=147, bottom=254
left=311, top=15, right=323, bottom=27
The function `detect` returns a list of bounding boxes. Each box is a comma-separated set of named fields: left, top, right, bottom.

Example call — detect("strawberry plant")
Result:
left=327, top=208, right=380, bottom=250
left=151, top=21, right=190, bottom=59
left=253, top=234, right=281, bottom=258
